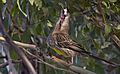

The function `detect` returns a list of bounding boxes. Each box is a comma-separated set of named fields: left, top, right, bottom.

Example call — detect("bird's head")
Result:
left=60, top=8, right=69, bottom=21
left=53, top=8, right=70, bottom=33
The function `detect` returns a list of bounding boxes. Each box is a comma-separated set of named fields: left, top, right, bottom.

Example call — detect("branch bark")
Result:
left=23, top=47, right=96, bottom=74
left=0, top=36, right=36, bottom=49
left=0, top=17, right=37, bottom=74
left=51, top=56, right=96, bottom=74
left=111, top=34, right=120, bottom=50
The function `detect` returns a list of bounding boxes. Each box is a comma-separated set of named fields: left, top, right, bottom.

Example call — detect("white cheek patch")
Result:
left=64, top=9, right=67, bottom=15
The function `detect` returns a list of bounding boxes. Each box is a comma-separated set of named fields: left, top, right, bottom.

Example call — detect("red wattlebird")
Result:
left=47, top=8, right=76, bottom=63
left=47, top=8, right=117, bottom=66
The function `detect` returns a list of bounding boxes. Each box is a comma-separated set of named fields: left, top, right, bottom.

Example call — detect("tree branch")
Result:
left=111, top=34, right=120, bottom=50
left=0, top=17, right=37, bottom=74
left=0, top=36, right=36, bottom=49
left=51, top=56, right=96, bottom=74
left=22, top=47, right=96, bottom=74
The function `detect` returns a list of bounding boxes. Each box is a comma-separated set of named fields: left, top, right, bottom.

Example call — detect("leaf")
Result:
left=93, top=39, right=101, bottom=49
left=34, top=0, right=42, bottom=10
left=47, top=20, right=53, bottom=27
left=109, top=0, right=117, bottom=2
left=17, top=0, right=27, bottom=17
left=29, top=0, right=35, bottom=5
left=101, top=42, right=111, bottom=49
left=102, top=1, right=108, bottom=7
left=105, top=24, right=112, bottom=36
left=2, top=0, right=6, bottom=3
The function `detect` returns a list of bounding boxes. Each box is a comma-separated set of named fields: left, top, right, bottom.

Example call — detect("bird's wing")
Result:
left=51, top=32, right=77, bottom=57
left=52, top=32, right=91, bottom=54
left=52, top=32, right=72, bottom=47
left=47, top=33, right=69, bottom=56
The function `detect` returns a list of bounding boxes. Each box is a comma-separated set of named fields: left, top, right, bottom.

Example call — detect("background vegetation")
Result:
left=0, top=0, right=120, bottom=74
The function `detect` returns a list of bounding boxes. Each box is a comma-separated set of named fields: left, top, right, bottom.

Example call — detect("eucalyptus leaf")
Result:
left=29, top=0, right=35, bottom=5
left=34, top=0, right=42, bottom=10
left=2, top=0, right=6, bottom=3
left=17, top=0, right=27, bottom=17
left=47, top=20, right=53, bottom=27
left=109, top=0, right=117, bottom=2
left=105, top=24, right=112, bottom=36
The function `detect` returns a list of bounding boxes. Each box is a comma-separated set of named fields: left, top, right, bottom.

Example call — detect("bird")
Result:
left=47, top=8, right=117, bottom=66
left=47, top=8, right=76, bottom=63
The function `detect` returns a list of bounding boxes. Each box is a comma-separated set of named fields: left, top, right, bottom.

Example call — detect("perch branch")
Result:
left=22, top=47, right=96, bottom=74
left=51, top=56, right=96, bottom=74
left=0, top=36, right=36, bottom=49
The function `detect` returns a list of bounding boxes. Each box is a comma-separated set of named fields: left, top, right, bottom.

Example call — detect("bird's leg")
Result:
left=66, top=57, right=74, bottom=65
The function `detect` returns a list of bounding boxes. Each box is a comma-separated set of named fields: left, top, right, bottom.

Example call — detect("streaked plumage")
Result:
left=47, top=8, right=77, bottom=59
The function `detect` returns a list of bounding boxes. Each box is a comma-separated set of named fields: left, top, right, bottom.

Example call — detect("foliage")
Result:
left=0, top=0, right=120, bottom=74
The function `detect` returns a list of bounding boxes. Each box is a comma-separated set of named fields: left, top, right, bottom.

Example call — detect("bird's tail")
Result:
left=81, top=52, right=117, bottom=67
left=67, top=45, right=118, bottom=67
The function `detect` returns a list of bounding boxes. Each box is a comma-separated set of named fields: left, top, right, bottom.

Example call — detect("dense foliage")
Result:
left=0, top=0, right=120, bottom=74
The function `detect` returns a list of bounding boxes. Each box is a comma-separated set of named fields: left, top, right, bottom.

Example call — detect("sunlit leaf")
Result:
left=2, top=0, right=6, bottom=3
left=47, top=20, right=53, bottom=27
left=29, top=0, right=35, bottom=5
left=34, top=0, right=42, bottom=10
left=102, top=1, right=107, bottom=7
left=17, top=0, right=27, bottom=17
left=109, top=0, right=117, bottom=2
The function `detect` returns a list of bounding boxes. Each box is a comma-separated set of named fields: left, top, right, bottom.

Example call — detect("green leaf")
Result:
left=29, top=0, right=35, bottom=5
left=17, top=0, right=27, bottom=17
left=2, top=0, right=6, bottom=3
left=34, top=0, right=42, bottom=10
left=105, top=24, right=111, bottom=36
left=109, top=0, right=117, bottom=2
left=93, top=39, right=101, bottom=49
left=47, top=20, right=53, bottom=27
